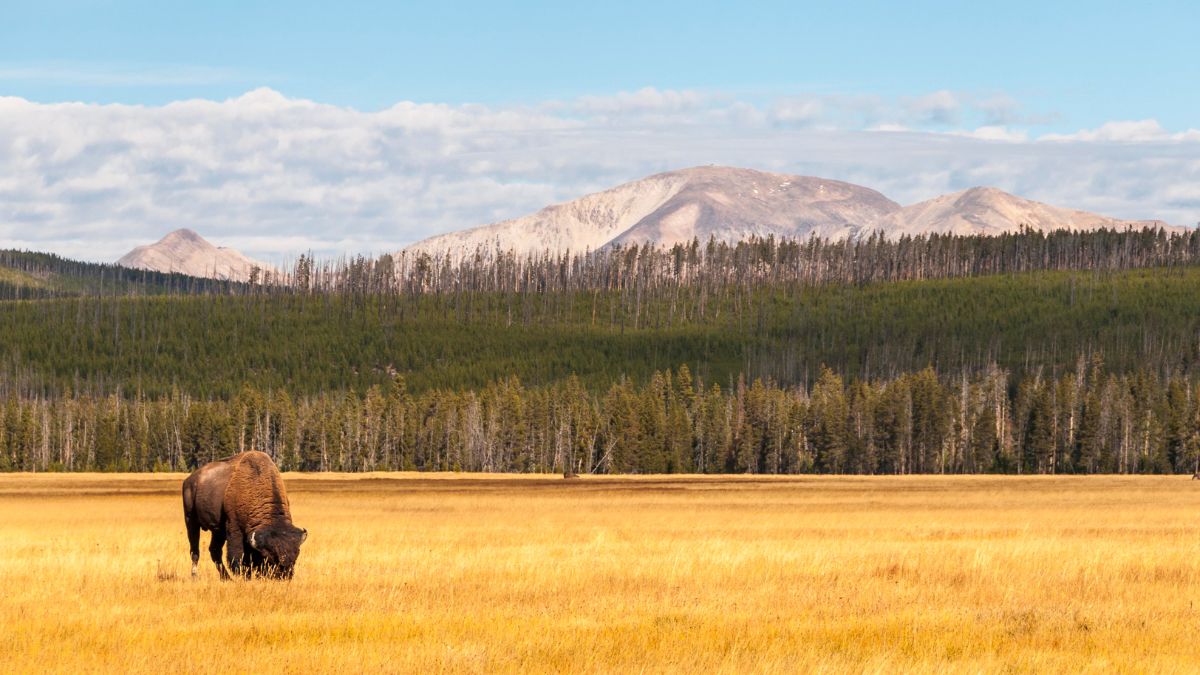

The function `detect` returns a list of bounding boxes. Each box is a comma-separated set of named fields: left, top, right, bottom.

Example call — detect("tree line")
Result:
left=4, top=227, right=1198, bottom=303
left=3, top=359, right=1198, bottom=475
left=281, top=226, right=1200, bottom=297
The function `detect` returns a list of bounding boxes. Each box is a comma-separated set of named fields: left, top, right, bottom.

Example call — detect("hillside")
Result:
left=0, top=248, right=246, bottom=299
left=2, top=266, right=1199, bottom=399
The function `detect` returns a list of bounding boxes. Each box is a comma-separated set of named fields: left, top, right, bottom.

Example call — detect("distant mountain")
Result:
left=877, top=187, right=1170, bottom=237
left=403, top=166, right=901, bottom=257
left=116, top=229, right=272, bottom=282
left=403, top=166, right=1175, bottom=257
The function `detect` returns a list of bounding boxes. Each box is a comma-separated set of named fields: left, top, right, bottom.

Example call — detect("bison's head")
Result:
left=249, top=525, right=307, bottom=579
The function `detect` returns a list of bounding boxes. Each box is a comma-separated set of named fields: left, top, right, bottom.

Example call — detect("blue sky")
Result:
left=1, top=1, right=1198, bottom=261
left=4, top=1, right=1197, bottom=131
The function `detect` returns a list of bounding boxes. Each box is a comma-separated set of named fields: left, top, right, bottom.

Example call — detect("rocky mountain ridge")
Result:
left=404, top=166, right=1170, bottom=257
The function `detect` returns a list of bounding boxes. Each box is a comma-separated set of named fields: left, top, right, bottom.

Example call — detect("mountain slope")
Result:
left=116, top=229, right=272, bottom=282
left=408, top=171, right=690, bottom=258
left=877, top=187, right=1170, bottom=237
left=404, top=166, right=901, bottom=257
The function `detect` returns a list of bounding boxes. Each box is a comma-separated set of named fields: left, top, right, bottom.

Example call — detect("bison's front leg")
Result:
left=245, top=548, right=266, bottom=579
left=225, top=528, right=251, bottom=579
left=209, top=529, right=230, bottom=580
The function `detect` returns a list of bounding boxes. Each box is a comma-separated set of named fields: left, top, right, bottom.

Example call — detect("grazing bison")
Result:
left=182, top=451, right=307, bottom=580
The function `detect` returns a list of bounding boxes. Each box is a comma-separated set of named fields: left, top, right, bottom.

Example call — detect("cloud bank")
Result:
left=1, top=87, right=1197, bottom=262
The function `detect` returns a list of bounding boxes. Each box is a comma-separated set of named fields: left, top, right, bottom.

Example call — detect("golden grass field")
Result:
left=3, top=473, right=1200, bottom=673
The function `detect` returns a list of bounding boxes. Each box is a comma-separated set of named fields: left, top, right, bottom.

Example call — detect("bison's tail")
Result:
left=180, top=475, right=194, bottom=511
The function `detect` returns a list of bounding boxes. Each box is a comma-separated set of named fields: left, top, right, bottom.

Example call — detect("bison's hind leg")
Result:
left=209, top=529, right=230, bottom=580
left=186, top=517, right=201, bottom=578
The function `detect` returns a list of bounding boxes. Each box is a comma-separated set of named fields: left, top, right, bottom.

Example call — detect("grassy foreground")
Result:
left=2, top=474, right=1200, bottom=673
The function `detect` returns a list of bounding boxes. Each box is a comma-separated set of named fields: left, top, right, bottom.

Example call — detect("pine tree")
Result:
left=808, top=367, right=849, bottom=473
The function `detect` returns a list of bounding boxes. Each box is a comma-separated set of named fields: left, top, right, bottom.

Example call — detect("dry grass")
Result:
left=2, top=473, right=1200, bottom=673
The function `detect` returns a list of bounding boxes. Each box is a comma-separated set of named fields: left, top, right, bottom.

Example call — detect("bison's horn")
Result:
left=300, top=528, right=308, bottom=544
left=249, top=531, right=258, bottom=550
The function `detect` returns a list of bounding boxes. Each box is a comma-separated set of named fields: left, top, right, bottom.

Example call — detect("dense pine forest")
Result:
left=0, top=249, right=247, bottom=299
left=4, top=227, right=1200, bottom=474
left=3, top=362, right=1199, bottom=475
left=4, top=266, right=1200, bottom=398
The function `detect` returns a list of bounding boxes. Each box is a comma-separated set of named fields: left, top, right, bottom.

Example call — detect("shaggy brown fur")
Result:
left=182, top=451, right=306, bottom=580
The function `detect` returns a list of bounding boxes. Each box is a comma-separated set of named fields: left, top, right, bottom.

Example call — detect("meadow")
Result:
left=2, top=473, right=1200, bottom=673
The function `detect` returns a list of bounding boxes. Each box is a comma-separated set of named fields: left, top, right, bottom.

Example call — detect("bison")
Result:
left=182, top=450, right=307, bottom=580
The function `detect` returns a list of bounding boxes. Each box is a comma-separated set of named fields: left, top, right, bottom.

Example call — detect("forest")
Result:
left=3, top=226, right=1200, bottom=474
left=2, top=266, right=1200, bottom=398
left=0, top=249, right=246, bottom=299
left=2, top=361, right=1198, bottom=475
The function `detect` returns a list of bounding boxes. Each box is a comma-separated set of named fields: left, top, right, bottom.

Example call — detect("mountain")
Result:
left=403, top=166, right=1175, bottom=257
left=116, top=229, right=272, bottom=282
left=606, top=167, right=901, bottom=247
left=877, top=187, right=1170, bottom=237
left=404, top=166, right=901, bottom=257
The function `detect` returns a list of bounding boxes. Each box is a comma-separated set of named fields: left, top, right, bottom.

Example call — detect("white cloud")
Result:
left=569, top=87, right=711, bottom=116
left=950, top=126, right=1029, bottom=142
left=974, top=93, right=1021, bottom=126
left=903, top=90, right=961, bottom=126
left=1, top=88, right=1198, bottom=262
left=769, top=97, right=825, bottom=128
left=1040, top=119, right=1200, bottom=143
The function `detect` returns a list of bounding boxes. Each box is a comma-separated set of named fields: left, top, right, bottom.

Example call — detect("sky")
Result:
left=1, top=0, right=1198, bottom=262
